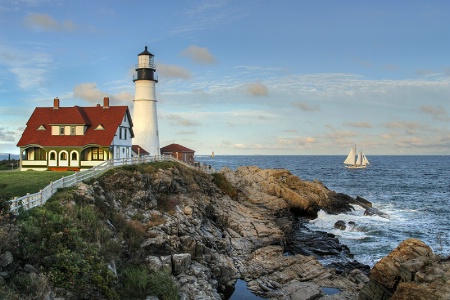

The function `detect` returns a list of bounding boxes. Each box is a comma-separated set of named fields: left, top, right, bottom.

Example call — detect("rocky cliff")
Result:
left=1, top=162, right=447, bottom=299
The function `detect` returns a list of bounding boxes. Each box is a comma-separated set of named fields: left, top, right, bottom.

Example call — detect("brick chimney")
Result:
left=53, top=97, right=59, bottom=109
left=103, top=97, right=110, bottom=109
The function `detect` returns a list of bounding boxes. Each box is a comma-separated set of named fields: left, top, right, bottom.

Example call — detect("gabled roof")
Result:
left=131, top=145, right=149, bottom=155
left=17, top=104, right=132, bottom=148
left=160, top=143, right=195, bottom=153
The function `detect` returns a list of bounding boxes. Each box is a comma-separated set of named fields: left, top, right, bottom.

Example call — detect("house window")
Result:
left=71, top=152, right=77, bottom=160
left=123, top=114, right=127, bottom=123
left=60, top=152, right=67, bottom=160
left=34, top=148, right=46, bottom=160
left=119, top=128, right=123, bottom=139
left=50, top=152, right=56, bottom=160
left=124, top=128, right=127, bottom=139
left=116, top=147, right=120, bottom=157
left=59, top=126, right=65, bottom=135
left=92, top=148, right=104, bottom=160
left=70, top=126, right=76, bottom=135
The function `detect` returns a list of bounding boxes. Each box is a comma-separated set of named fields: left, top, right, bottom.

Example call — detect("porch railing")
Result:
left=7, top=154, right=214, bottom=214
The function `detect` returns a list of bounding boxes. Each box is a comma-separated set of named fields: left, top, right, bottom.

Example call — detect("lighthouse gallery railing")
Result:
left=7, top=154, right=213, bottom=215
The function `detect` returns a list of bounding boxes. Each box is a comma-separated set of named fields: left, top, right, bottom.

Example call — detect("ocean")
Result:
left=195, top=155, right=450, bottom=267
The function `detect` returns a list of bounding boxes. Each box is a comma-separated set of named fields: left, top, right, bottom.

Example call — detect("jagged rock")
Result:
left=359, top=238, right=450, bottom=300
left=24, top=264, right=38, bottom=273
left=334, top=220, right=347, bottom=230
left=0, top=251, right=13, bottom=267
left=172, top=253, right=191, bottom=275
left=363, top=207, right=390, bottom=218
left=183, top=205, right=193, bottom=215
left=10, top=164, right=382, bottom=299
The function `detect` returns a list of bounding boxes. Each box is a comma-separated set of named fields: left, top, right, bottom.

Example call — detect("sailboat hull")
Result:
left=345, top=165, right=367, bottom=169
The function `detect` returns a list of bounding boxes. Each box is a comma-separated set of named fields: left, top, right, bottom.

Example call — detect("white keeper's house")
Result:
left=16, top=97, right=133, bottom=171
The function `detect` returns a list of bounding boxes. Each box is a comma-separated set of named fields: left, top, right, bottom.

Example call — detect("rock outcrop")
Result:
left=359, top=238, right=450, bottom=300
left=6, top=163, right=427, bottom=299
left=82, top=164, right=370, bottom=299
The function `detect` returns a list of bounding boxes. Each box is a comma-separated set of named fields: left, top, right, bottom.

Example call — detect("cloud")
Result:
left=73, top=82, right=131, bottom=105
left=73, top=83, right=105, bottom=103
left=0, top=46, right=53, bottom=89
left=384, top=121, right=428, bottom=134
left=295, top=101, right=320, bottom=111
left=276, top=136, right=317, bottom=149
left=158, top=63, right=192, bottom=79
left=416, top=69, right=438, bottom=77
left=24, top=13, right=76, bottom=32
left=166, top=114, right=200, bottom=126
left=176, top=130, right=196, bottom=135
left=0, top=127, right=16, bottom=142
left=181, top=45, right=216, bottom=64
left=420, top=105, right=449, bottom=121
left=246, top=83, right=268, bottom=97
left=344, top=122, right=372, bottom=128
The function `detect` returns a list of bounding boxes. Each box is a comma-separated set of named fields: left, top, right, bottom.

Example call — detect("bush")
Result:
left=212, top=173, right=238, bottom=200
left=120, top=266, right=179, bottom=300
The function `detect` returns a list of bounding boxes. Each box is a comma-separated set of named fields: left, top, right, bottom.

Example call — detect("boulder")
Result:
left=359, top=238, right=450, bottom=300
left=334, top=220, right=347, bottom=230
left=0, top=251, right=13, bottom=268
left=172, top=253, right=191, bottom=275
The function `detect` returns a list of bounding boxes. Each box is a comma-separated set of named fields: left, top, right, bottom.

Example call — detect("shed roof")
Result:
left=160, top=143, right=195, bottom=153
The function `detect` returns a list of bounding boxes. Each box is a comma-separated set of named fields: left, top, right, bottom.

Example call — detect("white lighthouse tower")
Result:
left=132, top=46, right=160, bottom=155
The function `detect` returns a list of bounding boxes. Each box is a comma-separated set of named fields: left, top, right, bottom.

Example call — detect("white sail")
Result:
left=356, top=151, right=363, bottom=165
left=362, top=153, right=370, bottom=165
left=343, top=146, right=356, bottom=165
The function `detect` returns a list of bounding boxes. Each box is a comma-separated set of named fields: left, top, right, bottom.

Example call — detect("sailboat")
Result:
left=344, top=145, right=370, bottom=169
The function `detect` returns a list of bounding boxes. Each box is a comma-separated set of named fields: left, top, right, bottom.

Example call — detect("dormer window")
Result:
left=59, top=126, right=65, bottom=135
left=70, top=126, right=76, bottom=135
left=95, top=124, right=105, bottom=130
left=37, top=124, right=46, bottom=130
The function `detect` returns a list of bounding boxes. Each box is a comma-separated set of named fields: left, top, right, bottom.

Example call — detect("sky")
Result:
left=0, top=0, right=449, bottom=156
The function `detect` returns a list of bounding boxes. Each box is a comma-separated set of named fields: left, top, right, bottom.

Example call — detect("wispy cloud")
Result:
left=24, top=13, right=76, bottom=32
left=420, top=105, right=450, bottom=121
left=73, top=82, right=132, bottom=105
left=181, top=45, right=216, bottom=65
left=344, top=122, right=372, bottom=128
left=0, top=127, right=16, bottom=142
left=0, top=45, right=53, bottom=89
left=246, top=83, right=268, bottom=97
left=384, top=121, right=429, bottom=134
left=158, top=63, right=192, bottom=79
left=165, top=114, right=200, bottom=126
left=295, top=101, right=320, bottom=111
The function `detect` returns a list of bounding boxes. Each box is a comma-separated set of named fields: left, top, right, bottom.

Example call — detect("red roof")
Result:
left=132, top=145, right=149, bottom=155
left=160, top=143, right=195, bottom=153
left=17, top=104, right=131, bottom=147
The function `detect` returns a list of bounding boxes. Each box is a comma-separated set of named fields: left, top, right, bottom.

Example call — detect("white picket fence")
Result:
left=7, top=154, right=213, bottom=214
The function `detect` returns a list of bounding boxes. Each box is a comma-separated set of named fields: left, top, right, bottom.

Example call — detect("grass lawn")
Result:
left=0, top=171, right=74, bottom=200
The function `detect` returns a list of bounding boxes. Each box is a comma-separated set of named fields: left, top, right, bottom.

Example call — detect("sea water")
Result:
left=196, top=155, right=450, bottom=267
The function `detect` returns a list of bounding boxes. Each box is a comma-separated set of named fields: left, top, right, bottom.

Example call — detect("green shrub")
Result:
left=212, top=173, right=238, bottom=200
left=121, top=266, right=152, bottom=298
left=149, top=271, right=179, bottom=300
left=120, top=266, right=179, bottom=300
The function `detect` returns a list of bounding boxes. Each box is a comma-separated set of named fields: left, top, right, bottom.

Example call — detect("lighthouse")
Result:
left=132, top=46, right=160, bottom=156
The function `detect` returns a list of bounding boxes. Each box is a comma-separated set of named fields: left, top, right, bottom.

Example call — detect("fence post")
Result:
left=39, top=190, right=42, bottom=206
left=25, top=193, right=30, bottom=210
left=13, top=197, right=18, bottom=213
left=62, top=176, right=65, bottom=188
